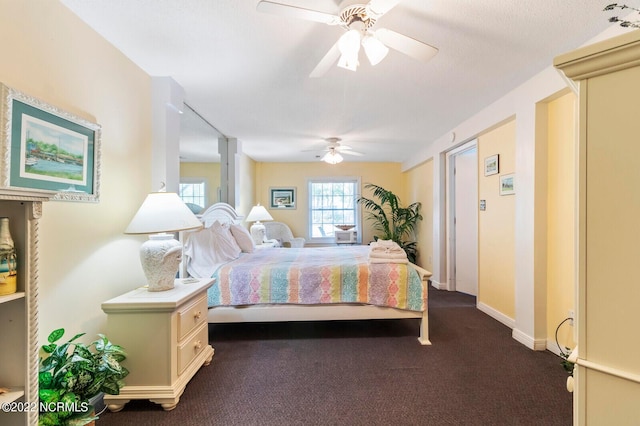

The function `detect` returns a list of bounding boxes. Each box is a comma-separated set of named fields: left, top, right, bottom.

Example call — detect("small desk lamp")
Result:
left=245, top=204, right=273, bottom=245
left=125, top=192, right=203, bottom=291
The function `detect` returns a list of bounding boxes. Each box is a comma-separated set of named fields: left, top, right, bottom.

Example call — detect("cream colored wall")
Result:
left=403, top=160, right=433, bottom=272
left=1, top=1, right=151, bottom=341
left=254, top=162, right=403, bottom=244
left=477, top=120, right=516, bottom=319
left=546, top=92, right=576, bottom=352
left=179, top=162, right=220, bottom=208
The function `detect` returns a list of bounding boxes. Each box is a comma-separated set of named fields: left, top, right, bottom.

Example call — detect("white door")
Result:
left=449, top=145, right=478, bottom=296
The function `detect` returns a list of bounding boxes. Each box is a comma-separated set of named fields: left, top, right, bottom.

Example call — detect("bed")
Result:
left=183, top=202, right=432, bottom=345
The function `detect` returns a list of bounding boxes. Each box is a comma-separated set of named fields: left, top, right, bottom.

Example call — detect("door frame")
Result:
left=445, top=139, right=478, bottom=293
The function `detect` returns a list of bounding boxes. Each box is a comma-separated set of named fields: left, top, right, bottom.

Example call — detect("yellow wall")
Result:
left=254, top=162, right=404, bottom=245
left=477, top=120, right=516, bottom=319
left=546, top=92, right=577, bottom=351
left=1, top=1, right=151, bottom=340
left=403, top=160, right=434, bottom=272
left=180, top=162, right=221, bottom=208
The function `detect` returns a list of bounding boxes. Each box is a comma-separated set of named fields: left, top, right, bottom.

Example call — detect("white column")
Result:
left=151, top=77, right=183, bottom=192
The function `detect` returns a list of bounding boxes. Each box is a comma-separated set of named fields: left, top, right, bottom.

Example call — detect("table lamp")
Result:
left=125, top=192, right=203, bottom=291
left=245, top=204, right=273, bottom=245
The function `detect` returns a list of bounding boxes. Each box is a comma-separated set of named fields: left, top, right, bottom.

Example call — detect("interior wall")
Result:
left=0, top=0, right=151, bottom=341
left=237, top=153, right=256, bottom=224
left=403, top=159, right=434, bottom=272
left=254, top=162, right=403, bottom=245
left=477, top=119, right=516, bottom=320
left=546, top=91, right=577, bottom=353
left=180, top=162, right=221, bottom=208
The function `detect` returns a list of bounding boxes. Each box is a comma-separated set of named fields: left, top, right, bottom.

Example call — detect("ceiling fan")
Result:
left=306, top=137, right=364, bottom=164
left=256, top=0, right=438, bottom=77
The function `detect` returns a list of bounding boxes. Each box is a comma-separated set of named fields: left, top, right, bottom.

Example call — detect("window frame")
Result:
left=178, top=177, right=208, bottom=211
left=307, top=176, right=361, bottom=245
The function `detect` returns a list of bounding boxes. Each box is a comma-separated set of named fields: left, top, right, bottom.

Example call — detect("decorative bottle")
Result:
left=0, top=217, right=17, bottom=296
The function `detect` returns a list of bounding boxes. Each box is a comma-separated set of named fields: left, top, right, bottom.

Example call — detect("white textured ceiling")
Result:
left=60, top=0, right=616, bottom=163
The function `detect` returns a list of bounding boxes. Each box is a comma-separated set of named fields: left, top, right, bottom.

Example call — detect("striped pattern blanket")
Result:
left=209, top=246, right=426, bottom=312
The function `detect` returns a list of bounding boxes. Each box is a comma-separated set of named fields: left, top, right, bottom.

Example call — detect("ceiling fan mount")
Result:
left=338, top=5, right=377, bottom=30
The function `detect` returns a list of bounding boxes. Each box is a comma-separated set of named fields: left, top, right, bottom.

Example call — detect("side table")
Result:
left=101, top=278, right=215, bottom=411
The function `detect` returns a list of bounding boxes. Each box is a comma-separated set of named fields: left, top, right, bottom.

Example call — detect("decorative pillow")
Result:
left=230, top=223, right=255, bottom=253
left=210, top=221, right=242, bottom=261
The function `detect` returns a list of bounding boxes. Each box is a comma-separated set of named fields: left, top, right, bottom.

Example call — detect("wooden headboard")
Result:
left=199, top=202, right=244, bottom=228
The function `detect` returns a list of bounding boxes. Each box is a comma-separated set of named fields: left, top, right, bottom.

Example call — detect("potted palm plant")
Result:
left=38, top=328, right=129, bottom=426
left=357, top=183, right=423, bottom=263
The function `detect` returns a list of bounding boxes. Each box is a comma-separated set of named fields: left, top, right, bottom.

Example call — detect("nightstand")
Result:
left=101, top=278, right=215, bottom=412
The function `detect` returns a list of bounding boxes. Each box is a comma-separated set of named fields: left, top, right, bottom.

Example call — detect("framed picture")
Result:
left=500, top=173, right=515, bottom=195
left=484, top=154, right=499, bottom=176
left=0, top=83, right=101, bottom=202
left=269, top=187, right=296, bottom=209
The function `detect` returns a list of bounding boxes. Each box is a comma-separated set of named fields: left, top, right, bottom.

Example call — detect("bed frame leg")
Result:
left=417, top=308, right=431, bottom=345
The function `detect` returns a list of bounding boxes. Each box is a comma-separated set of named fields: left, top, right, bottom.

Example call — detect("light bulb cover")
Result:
left=322, top=151, right=344, bottom=164
left=362, top=34, right=389, bottom=66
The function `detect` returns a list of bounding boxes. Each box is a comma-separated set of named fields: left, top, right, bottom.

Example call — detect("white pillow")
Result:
left=230, top=223, right=255, bottom=253
left=210, top=221, right=242, bottom=261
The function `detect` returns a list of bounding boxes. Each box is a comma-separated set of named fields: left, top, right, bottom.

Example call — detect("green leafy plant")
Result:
left=560, top=347, right=575, bottom=377
left=38, top=328, right=129, bottom=426
left=357, top=183, right=423, bottom=263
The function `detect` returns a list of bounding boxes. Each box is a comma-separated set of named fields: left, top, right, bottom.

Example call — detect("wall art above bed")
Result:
left=269, top=187, right=296, bottom=209
left=0, top=83, right=101, bottom=202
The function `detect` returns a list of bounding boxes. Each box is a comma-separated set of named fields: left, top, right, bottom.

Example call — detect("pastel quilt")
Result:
left=208, top=246, right=426, bottom=312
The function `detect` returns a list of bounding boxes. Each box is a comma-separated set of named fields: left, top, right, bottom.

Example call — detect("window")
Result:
left=308, top=178, right=360, bottom=243
left=179, top=179, right=207, bottom=212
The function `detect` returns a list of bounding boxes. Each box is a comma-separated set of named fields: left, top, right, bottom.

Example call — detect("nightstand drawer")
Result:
left=177, top=322, right=208, bottom=375
left=177, top=295, right=207, bottom=340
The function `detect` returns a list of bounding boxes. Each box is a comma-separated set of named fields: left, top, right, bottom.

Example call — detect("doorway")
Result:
left=446, top=141, right=478, bottom=296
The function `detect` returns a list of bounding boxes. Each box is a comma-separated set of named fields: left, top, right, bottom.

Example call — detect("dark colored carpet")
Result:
left=97, top=288, right=572, bottom=425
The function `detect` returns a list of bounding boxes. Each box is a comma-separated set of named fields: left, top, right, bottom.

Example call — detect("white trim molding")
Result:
left=477, top=302, right=515, bottom=329
left=512, top=328, right=547, bottom=351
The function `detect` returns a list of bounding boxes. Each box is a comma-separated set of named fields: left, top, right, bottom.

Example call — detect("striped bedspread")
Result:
left=209, top=246, right=426, bottom=312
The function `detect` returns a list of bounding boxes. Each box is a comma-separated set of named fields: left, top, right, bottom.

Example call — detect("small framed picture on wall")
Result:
left=484, top=154, right=499, bottom=176
left=269, top=187, right=296, bottom=209
left=500, top=173, right=515, bottom=195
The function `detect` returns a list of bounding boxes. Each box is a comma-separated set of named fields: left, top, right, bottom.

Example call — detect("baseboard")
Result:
left=512, top=328, right=547, bottom=351
left=546, top=339, right=567, bottom=358
left=430, top=280, right=446, bottom=290
left=477, top=301, right=515, bottom=329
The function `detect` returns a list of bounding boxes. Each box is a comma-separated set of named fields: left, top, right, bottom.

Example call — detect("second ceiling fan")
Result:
left=257, top=0, right=438, bottom=77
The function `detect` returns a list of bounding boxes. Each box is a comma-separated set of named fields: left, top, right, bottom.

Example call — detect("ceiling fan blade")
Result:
left=340, top=150, right=364, bottom=156
left=366, top=0, right=401, bottom=18
left=309, top=41, right=341, bottom=78
left=375, top=28, right=438, bottom=63
left=257, top=1, right=340, bottom=25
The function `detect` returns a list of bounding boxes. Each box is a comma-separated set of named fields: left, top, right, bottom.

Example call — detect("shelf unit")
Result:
left=0, top=192, right=47, bottom=426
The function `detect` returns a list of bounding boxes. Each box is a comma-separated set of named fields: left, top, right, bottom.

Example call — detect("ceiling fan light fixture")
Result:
left=322, top=150, right=344, bottom=164
left=362, top=34, right=389, bottom=66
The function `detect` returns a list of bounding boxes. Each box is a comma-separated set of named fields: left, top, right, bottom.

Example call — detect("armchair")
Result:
left=263, top=222, right=305, bottom=248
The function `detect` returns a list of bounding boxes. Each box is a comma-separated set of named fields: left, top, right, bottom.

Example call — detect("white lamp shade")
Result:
left=246, top=204, right=273, bottom=222
left=125, top=192, right=203, bottom=234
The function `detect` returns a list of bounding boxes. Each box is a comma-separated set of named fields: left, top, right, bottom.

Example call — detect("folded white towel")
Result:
left=369, top=251, right=407, bottom=260
left=370, top=239, right=404, bottom=254
left=369, top=257, right=409, bottom=264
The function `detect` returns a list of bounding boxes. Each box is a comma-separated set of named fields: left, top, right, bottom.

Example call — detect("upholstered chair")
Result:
left=263, top=222, right=305, bottom=248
